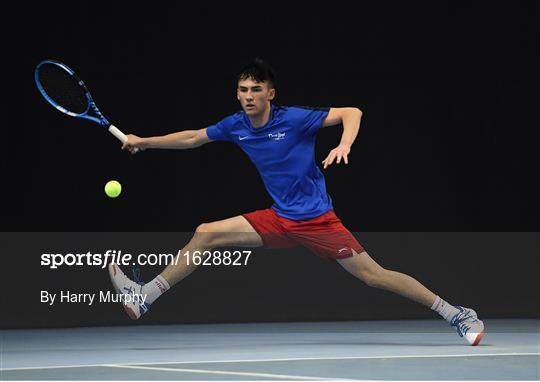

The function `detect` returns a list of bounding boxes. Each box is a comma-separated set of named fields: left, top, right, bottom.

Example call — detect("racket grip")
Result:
left=109, top=124, right=139, bottom=153
left=108, top=124, right=127, bottom=143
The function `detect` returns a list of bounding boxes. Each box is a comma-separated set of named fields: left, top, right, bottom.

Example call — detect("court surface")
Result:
left=1, top=319, right=538, bottom=380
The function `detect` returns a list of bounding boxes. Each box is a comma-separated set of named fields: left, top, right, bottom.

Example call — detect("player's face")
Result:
left=237, top=78, right=275, bottom=116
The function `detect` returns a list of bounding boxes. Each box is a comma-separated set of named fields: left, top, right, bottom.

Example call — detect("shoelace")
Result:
left=132, top=266, right=149, bottom=312
left=132, top=266, right=146, bottom=286
left=451, top=309, right=474, bottom=337
left=121, top=267, right=144, bottom=295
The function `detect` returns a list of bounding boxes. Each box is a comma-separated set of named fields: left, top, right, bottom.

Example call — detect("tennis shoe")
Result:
left=108, top=263, right=149, bottom=320
left=451, top=306, right=485, bottom=345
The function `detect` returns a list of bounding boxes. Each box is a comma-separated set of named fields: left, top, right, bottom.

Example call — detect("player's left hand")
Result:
left=322, top=145, right=351, bottom=169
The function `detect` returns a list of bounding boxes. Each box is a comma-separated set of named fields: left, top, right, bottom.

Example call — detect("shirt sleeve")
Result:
left=292, top=106, right=330, bottom=135
left=206, top=115, right=235, bottom=142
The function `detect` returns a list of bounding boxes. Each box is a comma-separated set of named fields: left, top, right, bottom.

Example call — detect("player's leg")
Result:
left=338, top=251, right=485, bottom=345
left=109, top=215, right=262, bottom=319
left=161, top=216, right=263, bottom=286
left=338, top=250, right=436, bottom=306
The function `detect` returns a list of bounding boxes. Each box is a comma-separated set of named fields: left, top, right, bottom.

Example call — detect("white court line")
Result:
left=1, top=352, right=539, bottom=371
left=106, top=364, right=354, bottom=380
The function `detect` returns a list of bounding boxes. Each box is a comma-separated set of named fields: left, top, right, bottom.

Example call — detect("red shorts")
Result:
left=242, top=208, right=364, bottom=260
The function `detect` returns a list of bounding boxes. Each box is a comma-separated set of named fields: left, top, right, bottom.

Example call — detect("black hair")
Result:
left=237, top=58, right=276, bottom=88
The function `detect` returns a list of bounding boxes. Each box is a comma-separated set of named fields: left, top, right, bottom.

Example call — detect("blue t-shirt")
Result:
left=206, top=105, right=332, bottom=220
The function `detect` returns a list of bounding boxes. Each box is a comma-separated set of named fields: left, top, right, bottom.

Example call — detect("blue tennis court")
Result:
left=2, top=319, right=538, bottom=380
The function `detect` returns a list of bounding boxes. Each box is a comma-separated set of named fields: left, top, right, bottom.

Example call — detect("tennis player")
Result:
left=109, top=58, right=484, bottom=345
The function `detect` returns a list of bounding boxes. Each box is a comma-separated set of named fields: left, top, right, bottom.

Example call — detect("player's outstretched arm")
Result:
left=321, top=107, right=363, bottom=169
left=122, top=128, right=212, bottom=154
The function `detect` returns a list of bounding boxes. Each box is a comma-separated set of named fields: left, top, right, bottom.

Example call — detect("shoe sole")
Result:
left=471, top=331, right=485, bottom=346
left=123, top=306, right=139, bottom=320
left=108, top=264, right=140, bottom=320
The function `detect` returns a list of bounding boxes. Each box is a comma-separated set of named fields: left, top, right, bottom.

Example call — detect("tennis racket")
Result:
left=34, top=60, right=132, bottom=148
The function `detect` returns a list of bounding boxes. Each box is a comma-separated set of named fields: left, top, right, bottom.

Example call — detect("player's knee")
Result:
left=361, top=269, right=388, bottom=289
left=195, top=223, right=211, bottom=234
left=194, top=223, right=218, bottom=247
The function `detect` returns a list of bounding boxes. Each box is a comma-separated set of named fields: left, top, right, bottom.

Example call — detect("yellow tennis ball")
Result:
left=105, top=180, right=122, bottom=198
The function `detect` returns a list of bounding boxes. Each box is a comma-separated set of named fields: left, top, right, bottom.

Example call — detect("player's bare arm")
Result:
left=322, top=107, right=363, bottom=169
left=122, top=128, right=212, bottom=154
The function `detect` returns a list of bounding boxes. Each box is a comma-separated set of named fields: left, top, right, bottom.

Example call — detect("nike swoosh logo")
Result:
left=239, top=136, right=248, bottom=141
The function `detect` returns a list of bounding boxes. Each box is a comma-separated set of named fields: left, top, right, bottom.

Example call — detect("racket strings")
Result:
left=37, top=64, right=89, bottom=114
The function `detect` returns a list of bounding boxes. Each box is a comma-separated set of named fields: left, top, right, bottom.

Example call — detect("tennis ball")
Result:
left=105, top=180, right=122, bottom=198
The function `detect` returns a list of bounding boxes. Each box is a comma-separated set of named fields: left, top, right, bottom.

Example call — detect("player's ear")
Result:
left=268, top=88, right=275, bottom=101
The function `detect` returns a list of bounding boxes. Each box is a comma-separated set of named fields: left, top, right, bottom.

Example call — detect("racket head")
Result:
left=34, top=60, right=109, bottom=126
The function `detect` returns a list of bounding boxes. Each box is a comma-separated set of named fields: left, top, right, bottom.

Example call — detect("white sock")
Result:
left=431, top=296, right=460, bottom=322
left=141, top=275, right=170, bottom=305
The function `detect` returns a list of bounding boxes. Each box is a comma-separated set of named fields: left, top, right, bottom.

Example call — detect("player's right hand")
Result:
left=122, top=134, right=147, bottom=154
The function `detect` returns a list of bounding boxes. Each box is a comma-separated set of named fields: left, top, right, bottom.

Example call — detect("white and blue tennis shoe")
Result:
left=108, top=263, right=150, bottom=320
left=451, top=306, right=485, bottom=345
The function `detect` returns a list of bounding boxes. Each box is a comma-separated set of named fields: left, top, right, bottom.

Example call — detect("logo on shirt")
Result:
left=268, top=132, right=286, bottom=141
left=238, top=136, right=249, bottom=141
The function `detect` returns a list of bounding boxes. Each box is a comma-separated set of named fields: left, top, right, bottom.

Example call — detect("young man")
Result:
left=109, top=58, right=485, bottom=345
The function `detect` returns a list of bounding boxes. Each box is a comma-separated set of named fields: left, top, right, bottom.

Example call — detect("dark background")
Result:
left=2, top=2, right=539, bottom=328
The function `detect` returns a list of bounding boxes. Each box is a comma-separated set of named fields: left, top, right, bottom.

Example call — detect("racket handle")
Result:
left=108, top=124, right=127, bottom=143
left=109, top=124, right=139, bottom=153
